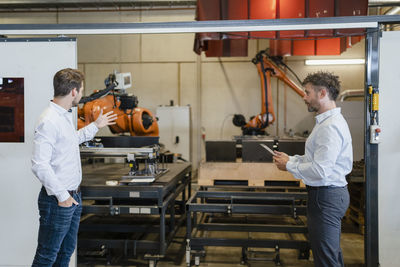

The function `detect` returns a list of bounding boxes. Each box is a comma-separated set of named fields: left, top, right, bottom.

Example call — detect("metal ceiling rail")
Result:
left=2, top=15, right=400, bottom=35
left=0, top=0, right=399, bottom=8
left=369, top=0, right=400, bottom=7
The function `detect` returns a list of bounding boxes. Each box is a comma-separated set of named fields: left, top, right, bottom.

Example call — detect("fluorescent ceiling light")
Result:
left=305, top=59, right=365, bottom=65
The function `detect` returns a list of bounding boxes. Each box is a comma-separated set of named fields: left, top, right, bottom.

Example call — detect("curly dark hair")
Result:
left=302, top=71, right=341, bottom=101
left=53, top=68, right=84, bottom=97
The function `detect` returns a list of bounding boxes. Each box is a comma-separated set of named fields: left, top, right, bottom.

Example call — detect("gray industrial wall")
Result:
left=1, top=8, right=365, bottom=170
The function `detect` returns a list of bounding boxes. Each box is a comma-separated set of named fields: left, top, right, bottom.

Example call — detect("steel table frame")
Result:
left=185, top=185, right=310, bottom=266
left=78, top=163, right=192, bottom=265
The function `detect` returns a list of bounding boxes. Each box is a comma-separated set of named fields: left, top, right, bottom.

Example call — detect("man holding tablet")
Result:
left=272, top=72, right=352, bottom=267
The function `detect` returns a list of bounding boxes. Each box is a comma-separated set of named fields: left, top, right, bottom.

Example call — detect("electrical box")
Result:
left=156, top=106, right=191, bottom=162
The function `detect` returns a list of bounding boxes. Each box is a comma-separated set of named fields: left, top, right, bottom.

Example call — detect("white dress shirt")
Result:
left=286, top=107, right=353, bottom=187
left=32, top=102, right=98, bottom=202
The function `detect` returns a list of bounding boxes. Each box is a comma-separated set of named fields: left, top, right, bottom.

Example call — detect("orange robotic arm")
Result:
left=234, top=51, right=305, bottom=135
left=78, top=91, right=159, bottom=137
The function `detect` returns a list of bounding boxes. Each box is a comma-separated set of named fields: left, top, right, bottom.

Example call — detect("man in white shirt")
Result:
left=31, top=68, right=117, bottom=267
left=273, top=71, right=352, bottom=267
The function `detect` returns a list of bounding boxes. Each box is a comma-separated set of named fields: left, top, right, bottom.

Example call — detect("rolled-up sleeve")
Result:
left=32, top=121, right=70, bottom=202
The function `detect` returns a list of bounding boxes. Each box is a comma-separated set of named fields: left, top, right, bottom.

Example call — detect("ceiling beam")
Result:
left=2, top=15, right=398, bottom=35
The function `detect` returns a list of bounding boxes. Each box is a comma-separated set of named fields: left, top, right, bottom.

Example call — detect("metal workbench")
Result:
left=185, top=185, right=310, bottom=266
left=78, top=162, right=191, bottom=266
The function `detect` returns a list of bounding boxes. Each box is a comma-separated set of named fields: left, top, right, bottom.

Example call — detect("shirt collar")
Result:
left=315, top=107, right=341, bottom=124
left=49, top=101, right=72, bottom=116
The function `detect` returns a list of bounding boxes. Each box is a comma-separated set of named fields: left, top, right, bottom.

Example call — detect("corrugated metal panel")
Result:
left=249, top=0, right=276, bottom=39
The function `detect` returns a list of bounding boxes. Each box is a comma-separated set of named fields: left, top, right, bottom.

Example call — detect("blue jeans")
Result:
left=307, top=186, right=350, bottom=267
left=32, top=187, right=82, bottom=267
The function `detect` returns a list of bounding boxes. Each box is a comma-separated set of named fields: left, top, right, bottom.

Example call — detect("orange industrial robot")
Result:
left=78, top=73, right=159, bottom=136
left=233, top=50, right=306, bottom=135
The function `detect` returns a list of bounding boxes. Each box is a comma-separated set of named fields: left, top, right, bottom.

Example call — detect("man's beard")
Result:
left=306, top=101, right=319, bottom=112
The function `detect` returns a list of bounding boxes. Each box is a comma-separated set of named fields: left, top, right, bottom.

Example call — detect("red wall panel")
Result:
left=205, top=40, right=248, bottom=57
left=221, top=0, right=249, bottom=39
left=269, top=40, right=292, bottom=56
left=205, top=40, right=223, bottom=57
left=249, top=0, right=276, bottom=39
left=278, top=0, right=305, bottom=38
left=316, top=37, right=347, bottom=55
left=308, top=0, right=334, bottom=37
left=197, top=0, right=221, bottom=40
left=292, top=40, right=315, bottom=56
left=335, top=0, right=368, bottom=35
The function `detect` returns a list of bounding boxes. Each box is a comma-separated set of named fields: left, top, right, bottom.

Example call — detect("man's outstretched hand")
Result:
left=94, top=109, right=118, bottom=129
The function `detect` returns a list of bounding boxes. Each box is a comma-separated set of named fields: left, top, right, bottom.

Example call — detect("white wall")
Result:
left=0, top=40, right=77, bottom=266
left=337, top=101, right=364, bottom=161
left=378, top=31, right=400, bottom=267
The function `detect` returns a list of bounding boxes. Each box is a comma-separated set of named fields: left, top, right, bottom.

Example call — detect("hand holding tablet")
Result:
left=260, top=143, right=277, bottom=156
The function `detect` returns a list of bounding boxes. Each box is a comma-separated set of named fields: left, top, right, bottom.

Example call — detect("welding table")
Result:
left=78, top=162, right=191, bottom=266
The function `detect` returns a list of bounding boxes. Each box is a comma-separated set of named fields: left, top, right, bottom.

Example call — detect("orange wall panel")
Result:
left=308, top=0, right=334, bottom=37
left=197, top=0, right=221, bottom=40
left=205, top=40, right=248, bottom=57
left=292, top=40, right=315, bottom=56
left=269, top=40, right=292, bottom=56
left=249, top=0, right=276, bottom=39
left=278, top=0, right=305, bottom=38
left=222, top=0, right=249, bottom=39
left=316, top=37, right=347, bottom=55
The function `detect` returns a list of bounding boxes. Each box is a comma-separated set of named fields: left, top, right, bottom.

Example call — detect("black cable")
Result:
left=78, top=83, right=116, bottom=104
left=259, top=56, right=269, bottom=129
left=269, top=55, right=303, bottom=85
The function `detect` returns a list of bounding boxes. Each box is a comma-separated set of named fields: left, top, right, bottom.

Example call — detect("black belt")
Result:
left=68, top=186, right=80, bottom=196
left=306, top=185, right=347, bottom=190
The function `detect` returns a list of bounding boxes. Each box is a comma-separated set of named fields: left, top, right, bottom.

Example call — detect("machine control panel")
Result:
left=370, top=124, right=381, bottom=144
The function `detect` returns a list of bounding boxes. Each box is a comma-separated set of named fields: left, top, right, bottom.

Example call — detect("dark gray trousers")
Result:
left=307, top=186, right=350, bottom=267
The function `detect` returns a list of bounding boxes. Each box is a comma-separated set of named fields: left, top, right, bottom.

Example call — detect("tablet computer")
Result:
left=260, top=143, right=277, bottom=156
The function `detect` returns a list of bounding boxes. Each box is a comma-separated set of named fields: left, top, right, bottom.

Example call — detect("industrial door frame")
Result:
left=1, top=15, right=400, bottom=267
left=365, top=28, right=380, bottom=267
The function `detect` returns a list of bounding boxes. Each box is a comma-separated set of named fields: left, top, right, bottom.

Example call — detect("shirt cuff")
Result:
left=286, top=160, right=296, bottom=173
left=56, top=191, right=71, bottom=203
left=90, top=122, right=99, bottom=131
left=288, top=156, right=297, bottom=163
